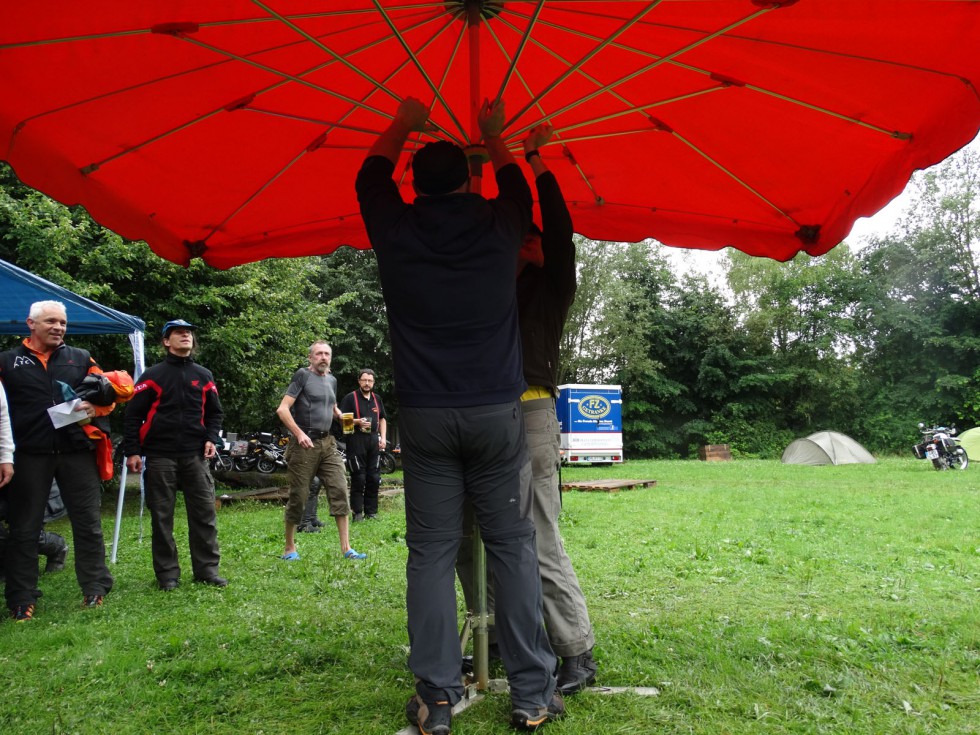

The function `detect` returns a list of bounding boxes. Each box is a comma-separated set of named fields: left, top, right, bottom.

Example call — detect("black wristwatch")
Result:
left=524, top=149, right=540, bottom=162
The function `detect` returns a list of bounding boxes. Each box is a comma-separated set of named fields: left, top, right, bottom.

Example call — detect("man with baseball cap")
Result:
left=124, top=319, right=226, bottom=591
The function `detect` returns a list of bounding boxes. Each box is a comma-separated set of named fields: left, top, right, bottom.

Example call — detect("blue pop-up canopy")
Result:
left=0, top=259, right=144, bottom=337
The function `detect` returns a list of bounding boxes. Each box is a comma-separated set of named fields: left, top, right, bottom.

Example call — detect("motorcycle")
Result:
left=913, top=423, right=969, bottom=470
left=209, top=443, right=234, bottom=473
left=230, top=432, right=287, bottom=473
left=256, top=437, right=288, bottom=474
left=231, top=434, right=261, bottom=472
left=379, top=444, right=400, bottom=475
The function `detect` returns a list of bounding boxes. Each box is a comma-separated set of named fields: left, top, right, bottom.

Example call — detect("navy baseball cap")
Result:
left=162, top=319, right=198, bottom=337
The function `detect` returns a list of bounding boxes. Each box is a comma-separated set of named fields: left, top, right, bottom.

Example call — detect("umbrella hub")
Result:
left=444, top=0, right=504, bottom=22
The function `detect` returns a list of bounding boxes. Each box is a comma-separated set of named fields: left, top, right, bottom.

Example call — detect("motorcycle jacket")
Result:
left=0, top=342, right=105, bottom=453
left=123, top=352, right=224, bottom=458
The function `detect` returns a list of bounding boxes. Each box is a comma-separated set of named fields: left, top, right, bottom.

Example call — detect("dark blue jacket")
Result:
left=356, top=157, right=530, bottom=407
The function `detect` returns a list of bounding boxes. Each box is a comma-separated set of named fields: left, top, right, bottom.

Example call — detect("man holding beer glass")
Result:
left=275, top=341, right=367, bottom=561
left=340, top=369, right=388, bottom=521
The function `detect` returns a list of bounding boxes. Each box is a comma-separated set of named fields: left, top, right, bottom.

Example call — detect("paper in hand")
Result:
left=47, top=399, right=89, bottom=429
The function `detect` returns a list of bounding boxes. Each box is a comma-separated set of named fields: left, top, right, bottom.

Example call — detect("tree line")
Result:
left=2, top=148, right=978, bottom=457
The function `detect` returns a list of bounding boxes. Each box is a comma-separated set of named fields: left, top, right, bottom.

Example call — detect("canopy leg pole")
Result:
left=110, top=464, right=127, bottom=563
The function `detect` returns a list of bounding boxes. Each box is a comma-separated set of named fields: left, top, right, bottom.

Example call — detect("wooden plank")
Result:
left=217, top=483, right=404, bottom=508
left=561, top=478, right=657, bottom=493
left=215, top=486, right=288, bottom=508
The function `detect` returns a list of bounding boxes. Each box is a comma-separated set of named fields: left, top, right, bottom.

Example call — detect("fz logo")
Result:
left=13, top=355, right=36, bottom=368
left=579, top=395, right=611, bottom=419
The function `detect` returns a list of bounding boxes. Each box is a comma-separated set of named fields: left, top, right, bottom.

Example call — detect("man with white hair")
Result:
left=0, top=300, right=118, bottom=621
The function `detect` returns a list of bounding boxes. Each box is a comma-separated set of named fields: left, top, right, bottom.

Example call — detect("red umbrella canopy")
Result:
left=2, top=1, right=980, bottom=269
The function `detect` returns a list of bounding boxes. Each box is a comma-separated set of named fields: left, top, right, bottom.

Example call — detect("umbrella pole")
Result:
left=467, top=525, right=491, bottom=691
left=463, top=1, right=493, bottom=694
left=466, top=1, right=485, bottom=196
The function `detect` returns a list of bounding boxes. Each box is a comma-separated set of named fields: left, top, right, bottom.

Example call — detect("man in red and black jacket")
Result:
left=0, top=300, right=119, bottom=620
left=124, top=319, right=226, bottom=592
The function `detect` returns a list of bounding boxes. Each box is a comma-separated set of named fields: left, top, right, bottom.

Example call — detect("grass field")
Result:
left=1, top=458, right=977, bottom=734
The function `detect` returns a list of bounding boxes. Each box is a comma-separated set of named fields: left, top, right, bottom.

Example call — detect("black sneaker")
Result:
left=556, top=648, right=597, bottom=694
left=194, top=576, right=228, bottom=587
left=81, top=594, right=104, bottom=608
left=11, top=603, right=35, bottom=622
left=511, top=693, right=565, bottom=731
left=406, top=695, right=452, bottom=735
left=159, top=578, right=180, bottom=591
left=297, top=523, right=321, bottom=533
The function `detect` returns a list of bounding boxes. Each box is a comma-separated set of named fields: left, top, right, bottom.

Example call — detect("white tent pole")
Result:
left=110, top=329, right=146, bottom=563
left=110, top=464, right=128, bottom=563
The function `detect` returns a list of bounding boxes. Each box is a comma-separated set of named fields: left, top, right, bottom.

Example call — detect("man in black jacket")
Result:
left=0, top=300, right=118, bottom=620
left=517, top=125, right=596, bottom=693
left=124, top=319, right=226, bottom=591
left=356, top=97, right=562, bottom=734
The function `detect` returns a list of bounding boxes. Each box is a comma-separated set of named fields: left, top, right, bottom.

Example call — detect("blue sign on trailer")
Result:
left=556, top=384, right=624, bottom=464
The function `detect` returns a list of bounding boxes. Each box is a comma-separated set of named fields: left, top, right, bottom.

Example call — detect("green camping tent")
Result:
left=781, top=431, right=876, bottom=465
left=956, top=427, right=980, bottom=461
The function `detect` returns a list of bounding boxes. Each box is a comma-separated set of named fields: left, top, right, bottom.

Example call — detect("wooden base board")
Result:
left=560, top=478, right=657, bottom=493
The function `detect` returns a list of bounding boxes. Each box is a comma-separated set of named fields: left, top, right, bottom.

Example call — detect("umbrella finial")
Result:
left=444, top=0, right=504, bottom=22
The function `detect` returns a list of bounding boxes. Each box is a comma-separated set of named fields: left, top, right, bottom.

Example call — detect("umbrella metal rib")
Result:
left=68, top=9, right=464, bottom=245
left=489, top=2, right=921, bottom=232
left=372, top=0, right=471, bottom=141
left=488, top=0, right=546, bottom=108
left=505, top=1, right=667, bottom=130
left=484, top=22, right=603, bottom=203
left=251, top=0, right=405, bottom=108
left=502, top=5, right=913, bottom=139
left=211, top=13, right=462, bottom=243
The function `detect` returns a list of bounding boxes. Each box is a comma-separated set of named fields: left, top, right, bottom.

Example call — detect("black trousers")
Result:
left=346, top=432, right=381, bottom=515
left=3, top=451, right=113, bottom=608
left=143, top=455, right=220, bottom=583
left=400, top=401, right=556, bottom=710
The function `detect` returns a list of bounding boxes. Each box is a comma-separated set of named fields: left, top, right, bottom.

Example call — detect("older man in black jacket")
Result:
left=357, top=97, right=562, bottom=735
left=0, top=300, right=118, bottom=620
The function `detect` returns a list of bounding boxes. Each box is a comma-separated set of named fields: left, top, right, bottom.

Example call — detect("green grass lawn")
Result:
left=1, top=458, right=977, bottom=734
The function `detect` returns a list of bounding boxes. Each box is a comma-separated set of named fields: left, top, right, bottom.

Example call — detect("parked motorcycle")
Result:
left=229, top=432, right=286, bottom=473
left=256, top=437, right=288, bottom=474
left=209, top=443, right=234, bottom=473
left=379, top=444, right=399, bottom=475
left=913, top=423, right=969, bottom=470
left=231, top=434, right=261, bottom=472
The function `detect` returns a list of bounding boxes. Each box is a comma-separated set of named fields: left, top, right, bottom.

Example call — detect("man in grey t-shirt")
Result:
left=275, top=341, right=366, bottom=561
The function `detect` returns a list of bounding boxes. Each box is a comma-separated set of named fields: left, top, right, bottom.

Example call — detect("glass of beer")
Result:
left=341, top=412, right=355, bottom=434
